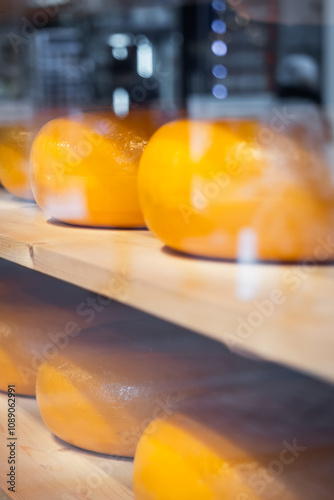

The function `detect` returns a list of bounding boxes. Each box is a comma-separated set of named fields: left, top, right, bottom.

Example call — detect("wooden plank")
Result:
left=0, top=394, right=134, bottom=500
left=0, top=189, right=334, bottom=384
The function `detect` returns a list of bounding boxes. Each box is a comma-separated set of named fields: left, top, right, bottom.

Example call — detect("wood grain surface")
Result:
left=0, top=189, right=334, bottom=384
left=0, top=394, right=134, bottom=500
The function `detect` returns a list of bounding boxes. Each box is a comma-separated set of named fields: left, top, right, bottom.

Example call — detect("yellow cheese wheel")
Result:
left=35, top=318, right=280, bottom=457
left=133, top=377, right=334, bottom=499
left=138, top=119, right=334, bottom=261
left=0, top=125, right=34, bottom=200
left=0, top=259, right=144, bottom=395
left=30, top=109, right=177, bottom=227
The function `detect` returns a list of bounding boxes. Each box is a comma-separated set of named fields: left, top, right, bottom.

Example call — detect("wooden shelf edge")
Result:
left=0, top=189, right=334, bottom=385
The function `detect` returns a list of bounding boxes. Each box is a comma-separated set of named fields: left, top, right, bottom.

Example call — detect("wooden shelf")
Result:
left=0, top=188, right=334, bottom=384
left=0, top=394, right=134, bottom=500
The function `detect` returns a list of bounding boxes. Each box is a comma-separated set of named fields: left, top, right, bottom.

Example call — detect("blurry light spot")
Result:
left=112, top=47, right=128, bottom=60
left=189, top=123, right=214, bottom=164
left=237, top=228, right=258, bottom=263
left=211, top=19, right=226, bottom=34
left=212, top=64, right=228, bottom=79
left=211, top=0, right=226, bottom=12
left=113, top=88, right=129, bottom=117
left=108, top=33, right=132, bottom=48
left=212, top=84, right=228, bottom=99
left=135, top=34, right=149, bottom=45
left=235, top=228, right=260, bottom=301
left=137, top=40, right=153, bottom=78
left=211, top=40, right=227, bottom=57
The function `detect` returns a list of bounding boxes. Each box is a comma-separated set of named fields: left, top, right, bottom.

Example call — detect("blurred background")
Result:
left=0, top=0, right=332, bottom=127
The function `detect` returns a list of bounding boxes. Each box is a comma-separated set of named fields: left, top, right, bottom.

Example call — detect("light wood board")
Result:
left=0, top=393, right=134, bottom=500
left=0, top=189, right=334, bottom=384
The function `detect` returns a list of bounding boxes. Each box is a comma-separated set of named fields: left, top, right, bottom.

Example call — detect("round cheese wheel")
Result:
left=30, top=110, right=171, bottom=227
left=134, top=377, right=334, bottom=500
left=0, top=109, right=84, bottom=200
left=0, top=125, right=34, bottom=200
left=0, top=259, right=144, bottom=396
left=35, top=318, right=276, bottom=457
left=138, top=119, right=334, bottom=261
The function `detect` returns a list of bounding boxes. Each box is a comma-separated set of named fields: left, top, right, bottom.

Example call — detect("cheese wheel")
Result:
left=138, top=119, right=334, bottom=261
left=35, top=318, right=282, bottom=457
left=30, top=110, right=173, bottom=227
left=0, top=259, right=145, bottom=395
left=0, top=109, right=81, bottom=200
left=134, top=377, right=334, bottom=500
left=0, top=125, right=34, bottom=200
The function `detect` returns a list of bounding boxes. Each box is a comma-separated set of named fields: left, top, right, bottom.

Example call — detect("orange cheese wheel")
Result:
left=0, top=259, right=144, bottom=395
left=138, top=119, right=334, bottom=261
left=35, top=318, right=279, bottom=457
left=0, top=125, right=34, bottom=200
left=30, top=110, right=170, bottom=227
left=134, top=377, right=334, bottom=500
